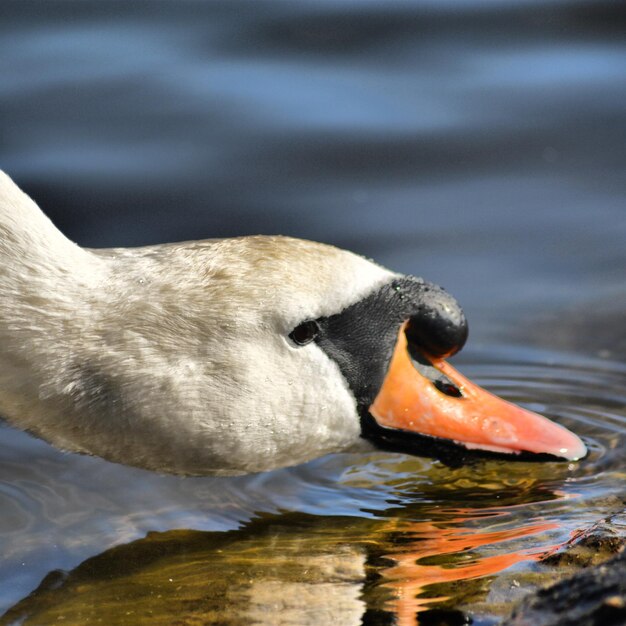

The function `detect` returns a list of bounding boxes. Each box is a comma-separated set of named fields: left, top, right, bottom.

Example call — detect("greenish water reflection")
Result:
left=4, top=463, right=622, bottom=626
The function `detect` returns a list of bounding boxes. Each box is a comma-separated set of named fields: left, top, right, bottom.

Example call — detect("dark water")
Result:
left=0, top=1, right=625, bottom=623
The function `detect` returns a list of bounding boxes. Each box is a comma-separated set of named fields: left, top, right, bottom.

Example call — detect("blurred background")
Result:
left=1, top=0, right=624, bottom=350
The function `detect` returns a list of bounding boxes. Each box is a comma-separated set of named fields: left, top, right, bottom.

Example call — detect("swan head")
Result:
left=0, top=172, right=586, bottom=474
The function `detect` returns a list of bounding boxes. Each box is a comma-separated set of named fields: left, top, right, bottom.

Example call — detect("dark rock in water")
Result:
left=504, top=549, right=626, bottom=626
left=541, top=513, right=626, bottom=569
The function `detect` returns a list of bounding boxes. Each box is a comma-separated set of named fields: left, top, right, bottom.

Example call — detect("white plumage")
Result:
left=0, top=171, right=394, bottom=474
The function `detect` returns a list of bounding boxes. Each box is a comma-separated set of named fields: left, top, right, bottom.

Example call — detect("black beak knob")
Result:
left=404, top=281, right=468, bottom=358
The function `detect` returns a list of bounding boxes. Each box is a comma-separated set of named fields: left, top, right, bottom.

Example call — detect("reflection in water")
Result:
left=381, top=510, right=561, bottom=625
left=2, top=498, right=573, bottom=626
left=1, top=514, right=368, bottom=626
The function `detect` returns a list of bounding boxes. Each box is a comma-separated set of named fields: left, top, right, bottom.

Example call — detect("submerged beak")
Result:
left=370, top=325, right=587, bottom=461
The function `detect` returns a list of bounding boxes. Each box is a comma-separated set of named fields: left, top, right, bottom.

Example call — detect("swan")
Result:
left=0, top=171, right=586, bottom=475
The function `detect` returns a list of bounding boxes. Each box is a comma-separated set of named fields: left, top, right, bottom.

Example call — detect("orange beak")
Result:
left=369, top=325, right=587, bottom=461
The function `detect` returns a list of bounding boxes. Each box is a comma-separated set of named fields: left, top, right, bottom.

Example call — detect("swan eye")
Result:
left=289, top=320, right=320, bottom=346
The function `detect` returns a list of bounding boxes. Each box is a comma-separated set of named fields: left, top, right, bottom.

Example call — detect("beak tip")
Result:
left=540, top=419, right=588, bottom=462
left=523, top=422, right=588, bottom=462
left=560, top=437, right=588, bottom=462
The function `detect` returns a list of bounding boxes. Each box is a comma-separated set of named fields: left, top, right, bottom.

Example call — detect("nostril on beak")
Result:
left=405, top=290, right=468, bottom=358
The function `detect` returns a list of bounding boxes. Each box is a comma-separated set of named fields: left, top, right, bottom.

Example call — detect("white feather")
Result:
left=0, top=171, right=395, bottom=474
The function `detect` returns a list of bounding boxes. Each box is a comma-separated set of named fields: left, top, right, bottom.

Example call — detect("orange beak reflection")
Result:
left=370, top=325, right=587, bottom=461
